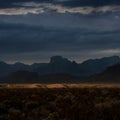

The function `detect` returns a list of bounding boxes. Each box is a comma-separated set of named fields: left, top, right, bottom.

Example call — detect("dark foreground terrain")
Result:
left=0, top=85, right=120, bottom=120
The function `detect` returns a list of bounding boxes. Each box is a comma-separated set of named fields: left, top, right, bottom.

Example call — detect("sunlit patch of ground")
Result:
left=1, top=83, right=120, bottom=88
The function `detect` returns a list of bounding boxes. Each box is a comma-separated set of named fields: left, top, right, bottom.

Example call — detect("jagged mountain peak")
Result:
left=50, top=56, right=71, bottom=64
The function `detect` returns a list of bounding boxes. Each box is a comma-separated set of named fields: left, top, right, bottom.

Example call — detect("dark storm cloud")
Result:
left=57, top=0, right=120, bottom=7
left=0, top=0, right=120, bottom=9
left=0, top=20, right=120, bottom=63
left=0, top=21, right=120, bottom=55
left=0, top=0, right=49, bottom=8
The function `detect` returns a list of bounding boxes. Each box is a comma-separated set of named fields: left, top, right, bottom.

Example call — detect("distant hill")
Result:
left=0, top=71, right=39, bottom=83
left=0, top=55, right=120, bottom=79
left=0, top=62, right=30, bottom=77
left=32, top=55, right=120, bottom=77
left=0, top=71, right=79, bottom=84
left=80, top=56, right=120, bottom=76
left=88, top=63, right=120, bottom=83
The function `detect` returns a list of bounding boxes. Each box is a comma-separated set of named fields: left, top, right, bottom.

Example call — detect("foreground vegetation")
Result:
left=0, top=86, right=120, bottom=120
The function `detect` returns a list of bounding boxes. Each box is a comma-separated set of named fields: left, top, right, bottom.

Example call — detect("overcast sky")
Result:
left=0, top=0, right=120, bottom=64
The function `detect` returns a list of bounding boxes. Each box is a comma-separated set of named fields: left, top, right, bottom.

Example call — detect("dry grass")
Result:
left=1, top=83, right=120, bottom=89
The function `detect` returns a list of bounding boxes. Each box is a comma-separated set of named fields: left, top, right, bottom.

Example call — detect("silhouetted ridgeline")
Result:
left=0, top=56, right=120, bottom=77
left=0, top=56, right=120, bottom=83
left=88, top=63, right=120, bottom=83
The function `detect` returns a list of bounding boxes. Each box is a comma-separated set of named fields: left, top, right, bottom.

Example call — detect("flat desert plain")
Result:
left=0, top=83, right=120, bottom=88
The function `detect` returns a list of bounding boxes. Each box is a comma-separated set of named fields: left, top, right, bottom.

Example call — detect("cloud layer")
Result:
left=0, top=0, right=120, bottom=63
left=0, top=2, right=120, bottom=15
left=0, top=0, right=120, bottom=8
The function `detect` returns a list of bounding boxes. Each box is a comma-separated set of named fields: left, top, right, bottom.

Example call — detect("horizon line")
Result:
left=0, top=55, right=119, bottom=65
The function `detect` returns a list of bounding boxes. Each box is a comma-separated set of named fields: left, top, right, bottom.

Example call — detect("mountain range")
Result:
left=0, top=55, right=120, bottom=83
left=88, top=63, right=120, bottom=83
